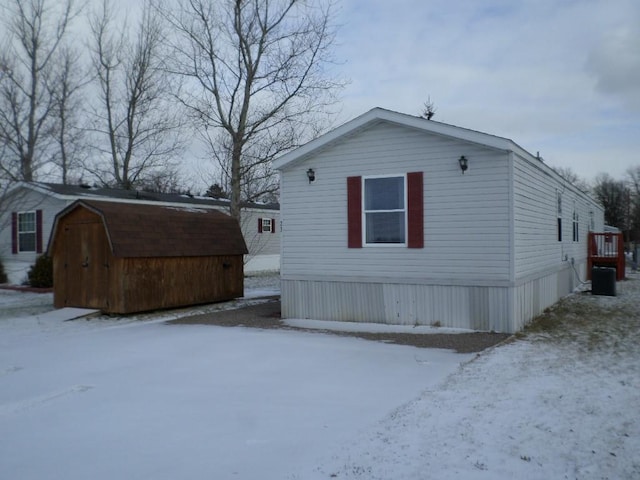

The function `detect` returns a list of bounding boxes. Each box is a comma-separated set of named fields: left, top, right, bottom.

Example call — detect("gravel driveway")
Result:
left=168, top=298, right=511, bottom=353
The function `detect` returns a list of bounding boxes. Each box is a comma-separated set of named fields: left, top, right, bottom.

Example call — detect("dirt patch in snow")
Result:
left=168, top=299, right=511, bottom=353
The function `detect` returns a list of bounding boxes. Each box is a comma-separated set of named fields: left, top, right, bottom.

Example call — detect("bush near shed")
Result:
left=28, top=255, right=53, bottom=288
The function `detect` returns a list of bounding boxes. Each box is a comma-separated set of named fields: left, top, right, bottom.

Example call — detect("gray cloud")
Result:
left=587, top=24, right=640, bottom=109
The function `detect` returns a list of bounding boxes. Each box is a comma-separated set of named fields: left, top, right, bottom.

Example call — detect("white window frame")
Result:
left=362, top=174, right=407, bottom=247
left=261, top=217, right=272, bottom=233
left=18, top=211, right=37, bottom=253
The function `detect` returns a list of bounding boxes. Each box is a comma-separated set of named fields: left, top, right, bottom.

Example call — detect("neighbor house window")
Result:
left=347, top=172, right=423, bottom=249
left=257, top=217, right=276, bottom=233
left=572, top=207, right=579, bottom=242
left=12, top=210, right=43, bottom=254
left=363, top=175, right=406, bottom=245
left=18, top=211, right=37, bottom=252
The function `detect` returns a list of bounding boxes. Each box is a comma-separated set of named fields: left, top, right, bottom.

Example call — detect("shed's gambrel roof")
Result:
left=273, top=107, right=532, bottom=170
left=49, top=200, right=248, bottom=258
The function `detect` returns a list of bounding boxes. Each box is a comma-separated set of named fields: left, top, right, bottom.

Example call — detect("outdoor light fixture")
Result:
left=458, top=155, right=468, bottom=174
left=307, top=168, right=316, bottom=183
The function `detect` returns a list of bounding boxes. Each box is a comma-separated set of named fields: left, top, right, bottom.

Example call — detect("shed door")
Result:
left=62, top=221, right=110, bottom=309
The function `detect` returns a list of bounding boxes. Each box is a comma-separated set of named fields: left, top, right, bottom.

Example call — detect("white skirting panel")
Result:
left=281, top=262, right=587, bottom=333
left=511, top=261, right=584, bottom=331
left=281, top=279, right=514, bottom=332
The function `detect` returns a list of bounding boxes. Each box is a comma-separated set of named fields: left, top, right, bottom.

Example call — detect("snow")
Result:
left=244, top=254, right=280, bottom=275
left=1, top=273, right=639, bottom=479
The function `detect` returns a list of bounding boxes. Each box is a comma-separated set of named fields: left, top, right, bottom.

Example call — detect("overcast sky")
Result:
left=329, top=0, right=640, bottom=182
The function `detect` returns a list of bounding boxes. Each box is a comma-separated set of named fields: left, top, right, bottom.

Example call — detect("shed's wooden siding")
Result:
left=50, top=202, right=245, bottom=314
left=109, top=255, right=244, bottom=314
left=280, top=122, right=512, bottom=283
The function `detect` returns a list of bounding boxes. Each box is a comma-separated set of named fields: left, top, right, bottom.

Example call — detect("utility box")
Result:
left=591, top=267, right=616, bottom=296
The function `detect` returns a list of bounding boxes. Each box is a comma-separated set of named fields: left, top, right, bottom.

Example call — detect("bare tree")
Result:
left=158, top=0, right=343, bottom=220
left=626, top=166, right=640, bottom=243
left=593, top=173, right=630, bottom=231
left=87, top=0, right=185, bottom=190
left=553, top=166, right=591, bottom=193
left=0, top=0, right=79, bottom=181
left=49, top=46, right=91, bottom=184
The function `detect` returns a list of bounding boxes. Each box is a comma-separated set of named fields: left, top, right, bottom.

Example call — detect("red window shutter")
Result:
left=347, top=176, right=362, bottom=248
left=407, top=171, right=424, bottom=248
left=258, top=217, right=263, bottom=233
left=11, top=212, right=18, bottom=254
left=271, top=218, right=276, bottom=233
left=36, top=210, right=43, bottom=254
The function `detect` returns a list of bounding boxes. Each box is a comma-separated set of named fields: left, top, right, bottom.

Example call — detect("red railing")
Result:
left=587, top=232, right=625, bottom=280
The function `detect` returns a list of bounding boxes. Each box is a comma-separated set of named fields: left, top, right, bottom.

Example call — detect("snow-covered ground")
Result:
left=1, top=273, right=638, bottom=479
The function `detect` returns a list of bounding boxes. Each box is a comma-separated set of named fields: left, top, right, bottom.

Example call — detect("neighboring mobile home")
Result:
left=273, top=108, right=605, bottom=333
left=48, top=200, right=247, bottom=313
left=0, top=182, right=279, bottom=284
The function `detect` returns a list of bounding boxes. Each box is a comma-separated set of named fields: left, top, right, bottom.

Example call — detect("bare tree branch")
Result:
left=87, top=0, right=186, bottom=190
left=157, top=0, right=344, bottom=219
left=0, top=0, right=80, bottom=181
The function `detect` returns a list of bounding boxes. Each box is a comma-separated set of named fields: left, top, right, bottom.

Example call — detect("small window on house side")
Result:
left=363, top=175, right=406, bottom=245
left=261, top=218, right=272, bottom=233
left=557, top=191, right=562, bottom=242
left=18, top=211, right=37, bottom=252
left=573, top=210, right=579, bottom=242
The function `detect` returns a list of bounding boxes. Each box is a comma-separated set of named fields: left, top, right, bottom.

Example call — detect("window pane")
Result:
left=366, top=212, right=405, bottom=243
left=364, top=177, right=404, bottom=210
left=18, top=212, right=36, bottom=232
left=19, top=233, right=36, bottom=252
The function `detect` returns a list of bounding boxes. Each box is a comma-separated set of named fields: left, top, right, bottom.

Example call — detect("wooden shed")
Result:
left=48, top=200, right=248, bottom=314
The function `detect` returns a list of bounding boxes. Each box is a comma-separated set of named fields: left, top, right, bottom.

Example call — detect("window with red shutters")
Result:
left=347, top=172, right=423, bottom=248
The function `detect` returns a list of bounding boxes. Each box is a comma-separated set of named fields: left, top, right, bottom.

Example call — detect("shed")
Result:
left=48, top=200, right=248, bottom=314
left=273, top=107, right=606, bottom=333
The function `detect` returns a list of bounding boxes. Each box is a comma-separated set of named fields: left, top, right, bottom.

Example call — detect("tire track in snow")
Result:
left=0, top=384, right=94, bottom=417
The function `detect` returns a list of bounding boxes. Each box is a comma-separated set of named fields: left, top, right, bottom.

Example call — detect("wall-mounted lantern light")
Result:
left=307, top=168, right=315, bottom=183
left=458, top=155, right=468, bottom=174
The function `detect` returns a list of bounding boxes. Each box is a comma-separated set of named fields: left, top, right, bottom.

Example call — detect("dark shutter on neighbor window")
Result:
left=347, top=176, right=362, bottom=248
left=11, top=212, right=17, bottom=254
left=36, top=209, right=43, bottom=254
left=271, top=218, right=276, bottom=234
left=258, top=217, right=263, bottom=233
left=407, top=172, right=424, bottom=248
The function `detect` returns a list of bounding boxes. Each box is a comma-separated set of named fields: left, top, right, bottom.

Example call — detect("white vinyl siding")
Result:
left=277, top=114, right=605, bottom=332
left=280, top=122, right=512, bottom=283
left=512, top=152, right=603, bottom=280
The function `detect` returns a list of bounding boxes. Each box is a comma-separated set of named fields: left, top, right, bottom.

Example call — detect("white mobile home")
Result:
left=0, top=182, right=280, bottom=284
left=273, top=108, right=604, bottom=333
